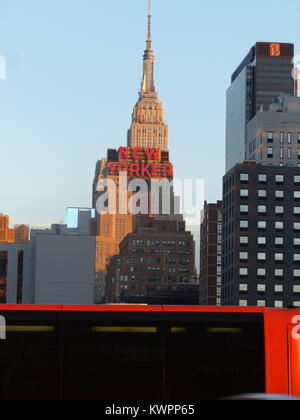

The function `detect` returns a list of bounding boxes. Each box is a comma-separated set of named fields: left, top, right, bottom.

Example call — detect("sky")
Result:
left=0, top=0, right=300, bottom=227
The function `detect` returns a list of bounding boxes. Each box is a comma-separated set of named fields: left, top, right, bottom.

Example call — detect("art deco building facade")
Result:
left=127, top=3, right=168, bottom=152
left=92, top=3, right=178, bottom=303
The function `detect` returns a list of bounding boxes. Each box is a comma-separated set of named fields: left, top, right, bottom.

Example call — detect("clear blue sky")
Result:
left=0, top=0, right=299, bottom=226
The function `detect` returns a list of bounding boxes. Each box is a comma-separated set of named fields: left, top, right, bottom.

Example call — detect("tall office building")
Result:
left=199, top=201, right=222, bottom=306
left=127, top=1, right=168, bottom=151
left=92, top=2, right=183, bottom=303
left=246, top=94, right=300, bottom=166
left=222, top=162, right=300, bottom=308
left=226, top=42, right=297, bottom=171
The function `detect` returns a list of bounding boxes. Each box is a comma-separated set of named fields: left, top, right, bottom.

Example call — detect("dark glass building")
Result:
left=226, top=42, right=297, bottom=171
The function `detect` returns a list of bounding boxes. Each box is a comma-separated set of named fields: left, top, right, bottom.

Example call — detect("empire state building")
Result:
left=127, top=0, right=168, bottom=151
left=93, top=1, right=176, bottom=303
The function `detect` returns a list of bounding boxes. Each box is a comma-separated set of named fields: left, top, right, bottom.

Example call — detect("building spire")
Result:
left=147, top=0, right=152, bottom=50
left=140, top=0, right=156, bottom=97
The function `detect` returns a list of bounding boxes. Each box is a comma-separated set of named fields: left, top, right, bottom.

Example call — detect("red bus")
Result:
left=0, top=305, right=299, bottom=400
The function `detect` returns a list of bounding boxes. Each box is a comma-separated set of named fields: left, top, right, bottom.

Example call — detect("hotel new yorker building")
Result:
left=222, top=162, right=300, bottom=308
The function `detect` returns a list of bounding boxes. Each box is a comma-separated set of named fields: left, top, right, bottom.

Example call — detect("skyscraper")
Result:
left=226, top=42, right=297, bottom=171
left=92, top=1, right=180, bottom=303
left=127, top=0, right=168, bottom=152
left=222, top=162, right=300, bottom=308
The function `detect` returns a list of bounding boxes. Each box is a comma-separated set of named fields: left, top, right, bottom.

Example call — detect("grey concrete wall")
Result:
left=33, top=234, right=95, bottom=304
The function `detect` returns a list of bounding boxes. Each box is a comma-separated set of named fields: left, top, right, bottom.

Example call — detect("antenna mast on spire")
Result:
left=147, top=0, right=152, bottom=49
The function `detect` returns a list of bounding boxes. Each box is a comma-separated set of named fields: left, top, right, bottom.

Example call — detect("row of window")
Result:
left=239, top=300, right=300, bottom=308
left=132, top=240, right=190, bottom=247
left=240, top=236, right=300, bottom=246
left=240, top=189, right=300, bottom=199
left=267, top=131, right=300, bottom=143
left=240, top=174, right=300, bottom=183
left=239, top=284, right=300, bottom=293
left=239, top=252, right=300, bottom=262
left=130, top=248, right=191, bottom=255
left=240, top=205, right=300, bottom=214
left=239, top=268, right=300, bottom=277
left=240, top=221, right=300, bottom=230
left=241, top=190, right=293, bottom=199
left=266, top=147, right=300, bottom=159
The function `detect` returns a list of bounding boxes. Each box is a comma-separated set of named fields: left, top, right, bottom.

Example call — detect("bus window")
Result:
left=0, top=311, right=61, bottom=400
left=62, top=311, right=163, bottom=400
left=164, top=312, right=265, bottom=400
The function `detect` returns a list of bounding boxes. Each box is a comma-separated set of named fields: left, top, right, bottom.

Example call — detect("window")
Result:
left=275, top=237, right=284, bottom=246
left=267, top=147, right=273, bottom=158
left=257, top=300, right=266, bottom=307
left=288, top=148, right=292, bottom=159
left=239, top=268, right=248, bottom=277
left=258, top=221, right=267, bottom=230
left=239, top=300, right=248, bottom=307
left=258, top=205, right=267, bottom=214
left=294, top=254, right=300, bottom=262
left=275, top=206, right=284, bottom=215
left=240, top=236, right=248, bottom=245
left=275, top=269, right=284, bottom=277
left=240, top=252, right=248, bottom=261
left=275, top=190, right=284, bottom=199
left=294, top=270, right=300, bottom=278
left=294, top=192, right=300, bottom=199
left=275, top=253, right=284, bottom=262
left=294, top=176, right=300, bottom=184
left=288, top=132, right=292, bottom=144
left=294, top=223, right=300, bottom=231
left=298, top=133, right=300, bottom=143
left=239, top=284, right=248, bottom=292
left=276, top=221, right=284, bottom=230
left=240, top=220, right=248, bottom=229
left=293, top=285, right=300, bottom=293
left=298, top=148, right=300, bottom=159
left=240, top=205, right=249, bottom=213
left=280, top=132, right=284, bottom=143
left=275, top=301, right=283, bottom=308
left=258, top=190, right=267, bottom=199
left=275, top=285, right=283, bottom=293
left=294, top=238, right=300, bottom=246
left=276, top=175, right=284, bottom=184
left=294, top=207, right=300, bottom=215
left=267, top=132, right=273, bottom=142
left=280, top=147, right=284, bottom=159
left=258, top=174, right=267, bottom=183
left=257, top=253, right=266, bottom=261
left=257, top=268, right=266, bottom=277
left=257, top=284, right=266, bottom=293
left=240, top=189, right=249, bottom=198
left=258, top=237, right=266, bottom=246
left=240, top=173, right=249, bottom=182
